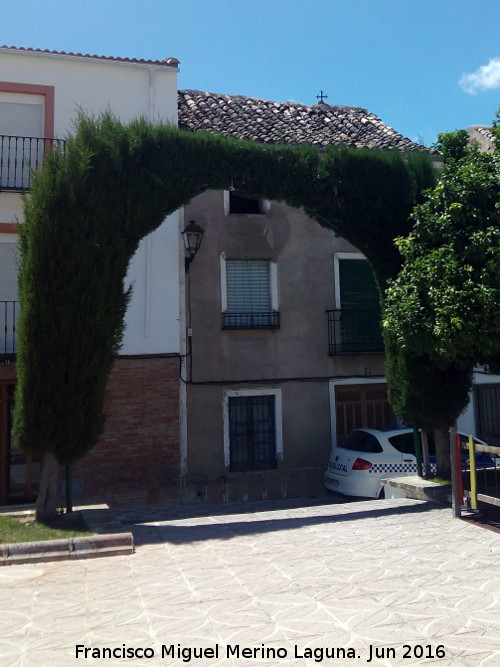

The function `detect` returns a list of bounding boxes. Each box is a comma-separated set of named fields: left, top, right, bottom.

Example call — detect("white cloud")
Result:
left=459, top=58, right=500, bottom=94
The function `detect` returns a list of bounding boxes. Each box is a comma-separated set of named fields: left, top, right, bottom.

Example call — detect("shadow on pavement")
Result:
left=461, top=504, right=500, bottom=534
left=128, top=500, right=441, bottom=547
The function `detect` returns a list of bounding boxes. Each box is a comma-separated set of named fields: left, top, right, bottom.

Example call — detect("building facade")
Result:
left=1, top=50, right=497, bottom=508
left=0, top=46, right=181, bottom=505
left=180, top=188, right=394, bottom=502
left=177, top=91, right=419, bottom=502
left=177, top=91, right=500, bottom=503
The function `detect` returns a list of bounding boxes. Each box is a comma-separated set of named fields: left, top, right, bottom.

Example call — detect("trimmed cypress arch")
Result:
left=15, top=113, right=434, bottom=517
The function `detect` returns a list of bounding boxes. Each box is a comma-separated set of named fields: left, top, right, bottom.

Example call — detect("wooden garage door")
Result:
left=335, top=383, right=398, bottom=445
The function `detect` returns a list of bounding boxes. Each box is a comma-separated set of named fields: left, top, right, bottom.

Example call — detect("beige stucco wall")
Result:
left=185, top=191, right=385, bottom=381
left=181, top=190, right=387, bottom=501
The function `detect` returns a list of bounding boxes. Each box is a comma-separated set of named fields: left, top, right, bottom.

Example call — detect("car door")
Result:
left=387, top=432, right=419, bottom=475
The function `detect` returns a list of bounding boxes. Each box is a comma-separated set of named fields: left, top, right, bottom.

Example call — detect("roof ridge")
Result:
left=0, top=45, right=179, bottom=67
left=179, top=89, right=368, bottom=114
left=178, top=89, right=427, bottom=152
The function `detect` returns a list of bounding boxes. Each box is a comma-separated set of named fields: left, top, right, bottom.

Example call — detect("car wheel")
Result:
left=378, top=486, right=385, bottom=499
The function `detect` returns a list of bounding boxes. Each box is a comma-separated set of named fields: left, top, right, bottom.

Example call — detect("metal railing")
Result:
left=0, top=135, right=64, bottom=190
left=327, top=308, right=384, bottom=355
left=222, top=311, right=280, bottom=330
left=460, top=435, right=500, bottom=510
left=0, top=301, right=19, bottom=359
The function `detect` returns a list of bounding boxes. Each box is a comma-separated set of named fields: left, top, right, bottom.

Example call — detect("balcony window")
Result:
left=0, top=135, right=61, bottom=190
left=0, top=95, right=60, bottom=190
left=328, top=256, right=383, bottom=354
left=0, top=98, right=44, bottom=138
left=327, top=309, right=383, bottom=354
left=222, top=258, right=279, bottom=330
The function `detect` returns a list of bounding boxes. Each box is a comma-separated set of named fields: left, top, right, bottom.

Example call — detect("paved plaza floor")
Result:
left=1, top=497, right=500, bottom=667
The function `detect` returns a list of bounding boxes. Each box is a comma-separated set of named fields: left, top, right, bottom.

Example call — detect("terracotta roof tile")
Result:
left=468, top=125, right=496, bottom=153
left=0, top=45, right=179, bottom=68
left=178, top=89, right=425, bottom=152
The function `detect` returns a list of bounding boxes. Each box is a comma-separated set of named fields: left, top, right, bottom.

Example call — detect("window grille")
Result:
left=229, top=395, right=277, bottom=471
left=327, top=309, right=383, bottom=354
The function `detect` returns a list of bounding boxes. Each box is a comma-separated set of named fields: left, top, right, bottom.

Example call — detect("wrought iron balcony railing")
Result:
left=327, top=308, right=384, bottom=355
left=1, top=301, right=19, bottom=360
left=222, top=311, right=280, bottom=330
left=0, top=135, right=64, bottom=190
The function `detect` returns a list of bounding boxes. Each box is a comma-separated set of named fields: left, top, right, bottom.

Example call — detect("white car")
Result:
left=324, top=427, right=493, bottom=499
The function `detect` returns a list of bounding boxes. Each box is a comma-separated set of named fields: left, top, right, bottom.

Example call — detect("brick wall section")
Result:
left=71, top=356, right=181, bottom=507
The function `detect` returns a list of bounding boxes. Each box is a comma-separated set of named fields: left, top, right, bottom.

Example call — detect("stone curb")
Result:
left=0, top=504, right=134, bottom=566
left=0, top=532, right=134, bottom=566
left=382, top=475, right=452, bottom=504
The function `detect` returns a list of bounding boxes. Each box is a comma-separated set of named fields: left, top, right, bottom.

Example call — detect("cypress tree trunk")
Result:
left=35, top=451, right=60, bottom=522
left=434, top=428, right=451, bottom=479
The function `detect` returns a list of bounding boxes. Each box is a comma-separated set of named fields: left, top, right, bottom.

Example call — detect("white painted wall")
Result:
left=0, top=238, right=18, bottom=300
left=0, top=48, right=180, bottom=354
left=0, top=49, right=178, bottom=135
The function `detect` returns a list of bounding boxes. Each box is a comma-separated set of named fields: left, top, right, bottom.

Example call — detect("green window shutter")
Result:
left=337, top=259, right=383, bottom=353
left=339, top=259, right=379, bottom=310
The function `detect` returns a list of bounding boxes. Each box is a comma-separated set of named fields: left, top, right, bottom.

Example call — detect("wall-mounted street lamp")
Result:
left=181, top=219, right=204, bottom=272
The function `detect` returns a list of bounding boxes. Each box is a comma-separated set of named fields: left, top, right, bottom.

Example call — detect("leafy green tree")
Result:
left=383, top=112, right=500, bottom=476
left=15, top=113, right=433, bottom=519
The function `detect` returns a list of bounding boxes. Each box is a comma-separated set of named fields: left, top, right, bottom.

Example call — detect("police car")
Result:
left=324, top=427, right=494, bottom=499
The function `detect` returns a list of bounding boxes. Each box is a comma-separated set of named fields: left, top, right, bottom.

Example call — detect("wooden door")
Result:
left=335, top=383, right=398, bottom=445
left=0, top=382, right=40, bottom=504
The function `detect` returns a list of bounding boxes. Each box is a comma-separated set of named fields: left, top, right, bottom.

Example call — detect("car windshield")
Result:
left=339, top=430, right=383, bottom=453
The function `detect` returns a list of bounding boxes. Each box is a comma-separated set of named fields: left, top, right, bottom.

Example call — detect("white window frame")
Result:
left=220, top=253, right=278, bottom=313
left=222, top=388, right=283, bottom=469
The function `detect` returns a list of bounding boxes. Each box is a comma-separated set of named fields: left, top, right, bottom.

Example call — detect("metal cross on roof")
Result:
left=316, top=90, right=328, bottom=103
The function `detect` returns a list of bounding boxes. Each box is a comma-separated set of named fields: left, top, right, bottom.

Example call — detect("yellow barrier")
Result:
left=468, top=434, right=478, bottom=510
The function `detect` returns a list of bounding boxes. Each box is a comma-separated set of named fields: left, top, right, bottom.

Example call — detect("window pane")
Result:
left=388, top=433, right=415, bottom=454
left=0, top=101, right=44, bottom=137
left=229, top=396, right=277, bottom=471
left=226, top=259, right=271, bottom=312
left=339, top=430, right=383, bottom=453
left=229, top=193, right=262, bottom=214
left=0, top=102, right=45, bottom=189
left=225, top=259, right=274, bottom=328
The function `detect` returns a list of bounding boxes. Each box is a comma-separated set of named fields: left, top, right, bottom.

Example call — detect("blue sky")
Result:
left=2, top=0, right=499, bottom=146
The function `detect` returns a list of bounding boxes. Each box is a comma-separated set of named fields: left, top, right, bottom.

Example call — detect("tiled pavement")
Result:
left=1, top=497, right=500, bottom=667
